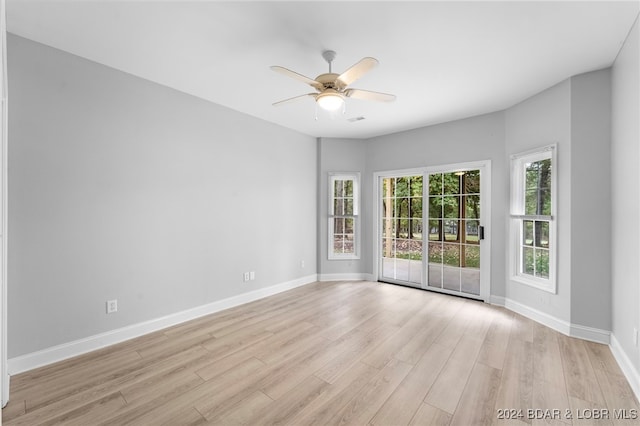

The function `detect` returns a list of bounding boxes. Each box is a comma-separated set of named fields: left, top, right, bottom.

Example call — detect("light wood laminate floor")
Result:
left=3, top=281, right=639, bottom=425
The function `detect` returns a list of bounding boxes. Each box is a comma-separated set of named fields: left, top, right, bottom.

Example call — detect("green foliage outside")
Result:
left=383, top=171, right=482, bottom=269
left=523, top=247, right=549, bottom=278
left=522, top=158, right=552, bottom=277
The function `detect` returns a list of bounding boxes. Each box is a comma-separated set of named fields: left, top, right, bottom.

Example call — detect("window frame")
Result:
left=328, top=172, right=360, bottom=260
left=509, top=145, right=557, bottom=293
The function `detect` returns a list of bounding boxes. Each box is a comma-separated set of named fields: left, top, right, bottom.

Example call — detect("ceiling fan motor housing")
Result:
left=315, top=73, right=342, bottom=90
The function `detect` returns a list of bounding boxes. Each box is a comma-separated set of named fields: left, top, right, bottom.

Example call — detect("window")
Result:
left=329, top=173, right=360, bottom=259
left=510, top=145, right=556, bottom=292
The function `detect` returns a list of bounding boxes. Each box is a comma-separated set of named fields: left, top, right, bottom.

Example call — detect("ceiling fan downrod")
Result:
left=322, top=50, right=337, bottom=73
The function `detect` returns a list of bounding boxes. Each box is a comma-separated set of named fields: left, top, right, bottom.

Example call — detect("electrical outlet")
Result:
left=634, top=328, right=638, bottom=347
left=106, top=299, right=118, bottom=314
left=243, top=272, right=250, bottom=282
left=250, top=271, right=255, bottom=280
left=301, top=260, right=305, bottom=268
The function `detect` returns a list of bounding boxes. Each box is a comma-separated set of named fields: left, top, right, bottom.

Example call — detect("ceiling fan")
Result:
left=270, top=50, right=396, bottom=113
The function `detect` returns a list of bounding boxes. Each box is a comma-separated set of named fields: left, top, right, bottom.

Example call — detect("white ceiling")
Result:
left=6, top=1, right=640, bottom=139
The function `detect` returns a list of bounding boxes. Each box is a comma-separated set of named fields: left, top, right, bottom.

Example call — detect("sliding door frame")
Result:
left=372, top=160, right=491, bottom=302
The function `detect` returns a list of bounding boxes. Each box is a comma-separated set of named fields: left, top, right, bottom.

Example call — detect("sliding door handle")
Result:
left=479, top=226, right=485, bottom=240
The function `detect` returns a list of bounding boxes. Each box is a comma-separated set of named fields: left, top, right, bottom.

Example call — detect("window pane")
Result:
left=382, top=200, right=391, bottom=218
left=411, top=198, right=422, bottom=218
left=464, top=245, right=480, bottom=268
left=336, top=179, right=352, bottom=198
left=381, top=219, right=390, bottom=238
left=429, top=174, right=442, bottom=196
left=382, top=238, right=393, bottom=258
left=535, top=221, right=549, bottom=248
left=443, top=172, right=460, bottom=194
left=396, top=177, right=409, bottom=197
left=524, top=158, right=552, bottom=215
left=344, top=218, right=354, bottom=234
left=464, top=171, right=480, bottom=194
left=429, top=242, right=442, bottom=263
left=540, top=188, right=551, bottom=215
left=429, top=220, right=441, bottom=241
left=333, top=235, right=344, bottom=253
left=399, top=198, right=410, bottom=218
left=411, top=176, right=423, bottom=197
left=465, top=195, right=480, bottom=218
left=525, top=163, right=538, bottom=190
left=535, top=249, right=549, bottom=279
left=343, top=234, right=354, bottom=254
left=382, top=219, right=395, bottom=238
left=344, top=179, right=353, bottom=197
left=394, top=239, right=410, bottom=260
left=523, top=220, right=534, bottom=246
left=399, top=219, right=409, bottom=238
left=382, top=178, right=391, bottom=198
left=344, top=199, right=353, bottom=215
left=429, top=197, right=442, bottom=218
left=537, top=159, right=552, bottom=188
left=525, top=189, right=538, bottom=215
left=334, top=217, right=344, bottom=233
left=465, top=220, right=480, bottom=244
left=444, top=220, right=458, bottom=241
left=410, top=240, right=422, bottom=261
left=334, top=199, right=344, bottom=215
left=443, top=243, right=460, bottom=267
left=428, top=263, right=443, bottom=288
left=411, top=219, right=423, bottom=240
left=523, top=247, right=535, bottom=275
left=443, top=196, right=459, bottom=218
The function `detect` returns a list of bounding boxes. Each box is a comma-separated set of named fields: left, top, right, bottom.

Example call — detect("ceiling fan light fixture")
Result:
left=316, top=90, right=345, bottom=111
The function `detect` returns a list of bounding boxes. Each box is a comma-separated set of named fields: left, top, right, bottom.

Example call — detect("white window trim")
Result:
left=328, top=172, right=360, bottom=260
left=509, top=144, right=557, bottom=293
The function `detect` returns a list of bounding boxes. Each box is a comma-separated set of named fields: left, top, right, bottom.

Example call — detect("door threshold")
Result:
left=377, top=280, right=485, bottom=303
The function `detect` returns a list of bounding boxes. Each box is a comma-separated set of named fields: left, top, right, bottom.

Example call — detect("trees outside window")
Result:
left=510, top=145, right=556, bottom=292
left=329, top=173, right=360, bottom=259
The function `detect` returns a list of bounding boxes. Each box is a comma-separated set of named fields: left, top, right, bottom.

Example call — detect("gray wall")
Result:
left=364, top=112, right=507, bottom=297
left=317, top=138, right=367, bottom=278
left=504, top=70, right=614, bottom=330
left=570, top=69, right=611, bottom=331
left=504, top=79, right=572, bottom=323
left=611, top=16, right=639, bottom=371
left=7, top=34, right=317, bottom=358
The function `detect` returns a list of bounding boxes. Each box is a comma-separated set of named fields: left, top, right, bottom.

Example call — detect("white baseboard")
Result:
left=570, top=323, right=611, bottom=345
left=490, top=296, right=610, bottom=345
left=318, top=273, right=372, bottom=282
left=8, top=274, right=318, bottom=375
left=610, top=333, right=640, bottom=403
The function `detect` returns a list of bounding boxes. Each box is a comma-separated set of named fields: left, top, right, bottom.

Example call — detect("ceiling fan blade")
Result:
left=344, top=88, right=396, bottom=102
left=336, top=57, right=379, bottom=87
left=272, top=93, right=317, bottom=106
left=271, top=66, right=323, bottom=90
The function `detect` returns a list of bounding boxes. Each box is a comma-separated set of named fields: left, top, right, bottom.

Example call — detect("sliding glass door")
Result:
left=377, top=164, right=488, bottom=300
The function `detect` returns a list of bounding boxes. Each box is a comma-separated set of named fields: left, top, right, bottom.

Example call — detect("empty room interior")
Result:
left=0, top=1, right=639, bottom=424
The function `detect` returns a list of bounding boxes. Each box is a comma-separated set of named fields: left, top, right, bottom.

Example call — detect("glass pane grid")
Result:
left=381, top=176, right=424, bottom=286
left=331, top=175, right=358, bottom=258
left=425, top=170, right=481, bottom=296
left=520, top=219, right=550, bottom=279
